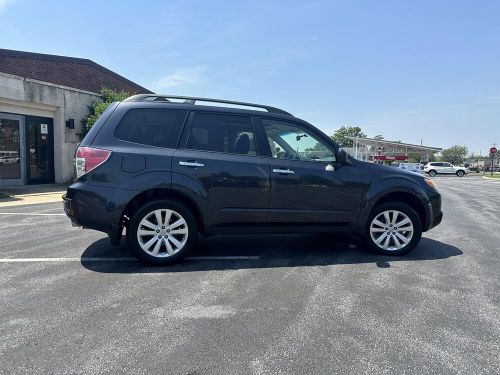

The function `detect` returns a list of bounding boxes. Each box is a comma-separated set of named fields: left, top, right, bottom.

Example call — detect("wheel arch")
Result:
left=121, top=188, right=206, bottom=235
left=370, top=191, right=427, bottom=230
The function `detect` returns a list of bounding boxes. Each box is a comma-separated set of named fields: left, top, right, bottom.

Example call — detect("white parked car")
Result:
left=424, top=162, right=468, bottom=177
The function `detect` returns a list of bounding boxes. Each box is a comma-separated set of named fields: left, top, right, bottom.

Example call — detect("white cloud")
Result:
left=0, top=0, right=16, bottom=13
left=150, top=67, right=206, bottom=93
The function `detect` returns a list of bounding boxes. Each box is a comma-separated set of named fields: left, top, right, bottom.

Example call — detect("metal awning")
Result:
left=345, top=136, right=442, bottom=155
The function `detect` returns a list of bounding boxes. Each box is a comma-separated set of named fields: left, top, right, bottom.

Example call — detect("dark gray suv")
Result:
left=63, top=95, right=442, bottom=264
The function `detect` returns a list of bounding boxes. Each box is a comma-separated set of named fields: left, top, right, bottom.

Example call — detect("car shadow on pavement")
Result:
left=80, top=234, right=463, bottom=274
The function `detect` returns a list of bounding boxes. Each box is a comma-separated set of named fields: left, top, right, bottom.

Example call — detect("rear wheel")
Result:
left=456, top=170, right=465, bottom=177
left=127, top=199, right=198, bottom=265
left=365, top=202, right=422, bottom=256
left=428, top=170, right=437, bottom=177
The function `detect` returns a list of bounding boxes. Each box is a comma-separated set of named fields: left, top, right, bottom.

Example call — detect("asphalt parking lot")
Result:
left=1, top=175, right=499, bottom=374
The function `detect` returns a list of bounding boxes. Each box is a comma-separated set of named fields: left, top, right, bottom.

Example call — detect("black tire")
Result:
left=456, top=170, right=465, bottom=177
left=127, top=199, right=198, bottom=265
left=365, top=202, right=422, bottom=256
left=428, top=170, right=437, bottom=177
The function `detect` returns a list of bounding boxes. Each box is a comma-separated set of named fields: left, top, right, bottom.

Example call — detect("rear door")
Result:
left=172, top=112, right=270, bottom=227
left=257, top=118, right=362, bottom=224
left=433, top=162, right=445, bottom=173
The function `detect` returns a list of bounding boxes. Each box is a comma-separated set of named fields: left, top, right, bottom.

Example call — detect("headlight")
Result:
left=424, top=178, right=438, bottom=191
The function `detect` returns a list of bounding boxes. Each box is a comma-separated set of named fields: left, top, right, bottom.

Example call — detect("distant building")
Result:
left=0, top=48, right=151, bottom=186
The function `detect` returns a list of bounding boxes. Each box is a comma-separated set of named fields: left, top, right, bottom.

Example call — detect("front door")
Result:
left=25, top=116, right=54, bottom=184
left=172, top=112, right=270, bottom=228
left=259, top=118, right=362, bottom=224
left=0, top=113, right=24, bottom=186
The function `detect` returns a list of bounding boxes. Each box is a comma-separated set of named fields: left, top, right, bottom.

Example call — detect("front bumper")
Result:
left=425, top=190, right=443, bottom=231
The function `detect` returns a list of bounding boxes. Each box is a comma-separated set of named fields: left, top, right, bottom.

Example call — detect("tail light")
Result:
left=75, top=146, right=112, bottom=178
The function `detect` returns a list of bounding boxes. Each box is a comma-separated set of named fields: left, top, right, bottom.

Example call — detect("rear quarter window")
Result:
left=80, top=102, right=119, bottom=146
left=114, top=108, right=188, bottom=148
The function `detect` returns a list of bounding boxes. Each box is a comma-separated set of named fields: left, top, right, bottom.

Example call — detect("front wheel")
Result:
left=428, top=170, right=437, bottom=177
left=127, top=199, right=198, bottom=265
left=365, top=202, right=422, bottom=256
left=456, top=170, right=465, bottom=177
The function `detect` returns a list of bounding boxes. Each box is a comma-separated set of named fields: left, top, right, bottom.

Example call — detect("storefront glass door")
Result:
left=0, top=113, right=25, bottom=185
left=25, top=116, right=54, bottom=184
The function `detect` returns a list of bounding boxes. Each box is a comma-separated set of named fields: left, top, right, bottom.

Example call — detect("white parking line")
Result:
left=0, top=213, right=66, bottom=216
left=0, top=256, right=260, bottom=263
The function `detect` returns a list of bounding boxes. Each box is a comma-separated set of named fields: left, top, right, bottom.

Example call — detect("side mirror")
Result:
left=339, top=149, right=352, bottom=165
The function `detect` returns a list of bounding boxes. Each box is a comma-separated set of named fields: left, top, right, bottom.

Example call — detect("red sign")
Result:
left=490, top=147, right=497, bottom=154
left=373, top=155, right=408, bottom=161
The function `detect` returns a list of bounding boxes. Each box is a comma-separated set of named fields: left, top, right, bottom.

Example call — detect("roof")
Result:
left=0, top=48, right=152, bottom=95
left=346, top=136, right=442, bottom=154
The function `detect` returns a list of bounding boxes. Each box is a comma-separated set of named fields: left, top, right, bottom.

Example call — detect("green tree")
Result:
left=331, top=126, right=366, bottom=147
left=441, top=145, right=468, bottom=165
left=80, top=87, right=130, bottom=138
left=373, top=134, right=384, bottom=140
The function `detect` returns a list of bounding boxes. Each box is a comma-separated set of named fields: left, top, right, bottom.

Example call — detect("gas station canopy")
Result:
left=345, top=136, right=442, bottom=161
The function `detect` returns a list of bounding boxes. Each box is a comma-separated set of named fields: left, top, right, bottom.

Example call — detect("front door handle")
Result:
left=272, top=168, right=295, bottom=175
left=179, top=161, right=204, bottom=168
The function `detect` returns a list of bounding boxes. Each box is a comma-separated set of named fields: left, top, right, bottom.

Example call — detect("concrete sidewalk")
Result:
left=0, top=184, right=67, bottom=207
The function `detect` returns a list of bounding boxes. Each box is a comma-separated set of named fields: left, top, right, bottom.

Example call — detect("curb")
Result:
left=14, top=191, right=66, bottom=198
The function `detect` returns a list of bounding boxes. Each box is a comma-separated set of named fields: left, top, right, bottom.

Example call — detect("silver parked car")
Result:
left=423, top=162, right=468, bottom=177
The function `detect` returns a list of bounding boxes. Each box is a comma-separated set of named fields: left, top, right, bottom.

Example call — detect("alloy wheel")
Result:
left=370, top=210, right=414, bottom=251
left=136, top=209, right=189, bottom=257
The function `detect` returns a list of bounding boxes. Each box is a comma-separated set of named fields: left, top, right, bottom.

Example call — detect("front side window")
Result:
left=185, top=113, right=256, bottom=156
left=262, top=119, right=336, bottom=162
left=115, top=108, right=188, bottom=148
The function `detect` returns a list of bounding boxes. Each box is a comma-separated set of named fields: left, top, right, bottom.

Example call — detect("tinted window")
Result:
left=185, top=113, right=256, bottom=156
left=115, top=108, right=187, bottom=148
left=81, top=102, right=119, bottom=146
left=262, top=119, right=336, bottom=162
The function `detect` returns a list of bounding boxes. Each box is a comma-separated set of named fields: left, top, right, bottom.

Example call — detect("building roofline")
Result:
left=0, top=71, right=101, bottom=96
left=0, top=48, right=153, bottom=94
left=345, top=136, right=442, bottom=152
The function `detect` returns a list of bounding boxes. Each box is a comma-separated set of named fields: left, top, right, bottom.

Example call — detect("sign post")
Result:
left=490, top=145, right=497, bottom=177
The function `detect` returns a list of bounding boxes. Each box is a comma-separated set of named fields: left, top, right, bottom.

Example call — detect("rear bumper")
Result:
left=63, top=181, right=135, bottom=245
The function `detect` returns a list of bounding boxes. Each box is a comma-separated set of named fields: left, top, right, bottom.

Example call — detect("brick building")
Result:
left=0, top=48, right=151, bottom=186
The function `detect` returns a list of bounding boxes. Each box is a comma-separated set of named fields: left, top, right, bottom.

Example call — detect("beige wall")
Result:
left=0, top=72, right=101, bottom=184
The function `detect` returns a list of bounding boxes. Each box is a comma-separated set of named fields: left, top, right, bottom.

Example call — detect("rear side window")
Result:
left=115, top=108, right=187, bottom=148
left=80, top=102, right=119, bottom=146
left=185, top=113, right=256, bottom=156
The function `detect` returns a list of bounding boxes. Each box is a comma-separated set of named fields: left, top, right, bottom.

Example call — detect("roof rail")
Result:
left=123, top=94, right=292, bottom=116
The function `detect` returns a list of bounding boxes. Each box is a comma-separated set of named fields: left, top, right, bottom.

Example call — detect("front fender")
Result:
left=358, top=176, right=430, bottom=226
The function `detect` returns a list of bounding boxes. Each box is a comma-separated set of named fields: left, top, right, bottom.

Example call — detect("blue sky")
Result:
left=1, top=0, right=499, bottom=154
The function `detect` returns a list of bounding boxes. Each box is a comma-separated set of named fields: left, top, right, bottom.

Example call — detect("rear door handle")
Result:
left=179, top=161, right=204, bottom=168
left=272, top=168, right=295, bottom=175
